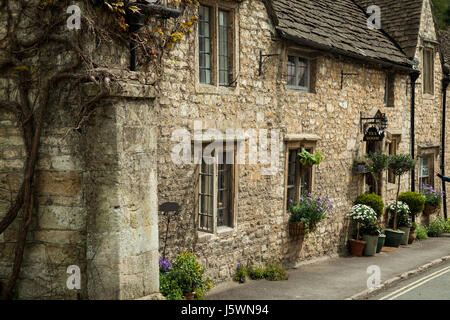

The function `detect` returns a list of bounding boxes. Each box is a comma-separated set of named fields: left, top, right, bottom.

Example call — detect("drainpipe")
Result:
left=442, top=76, right=449, bottom=220
left=410, top=71, right=420, bottom=195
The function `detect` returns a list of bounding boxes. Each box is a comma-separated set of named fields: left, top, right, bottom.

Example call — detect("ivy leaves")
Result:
left=297, top=149, right=323, bottom=166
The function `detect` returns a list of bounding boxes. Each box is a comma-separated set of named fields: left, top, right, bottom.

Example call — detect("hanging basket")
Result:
left=423, top=205, right=439, bottom=216
left=289, top=221, right=306, bottom=237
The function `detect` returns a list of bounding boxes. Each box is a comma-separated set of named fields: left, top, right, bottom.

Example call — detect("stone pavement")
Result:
left=205, top=236, right=450, bottom=300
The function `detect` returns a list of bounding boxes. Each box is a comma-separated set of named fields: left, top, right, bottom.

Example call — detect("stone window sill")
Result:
left=196, top=83, right=239, bottom=95
left=197, top=226, right=235, bottom=242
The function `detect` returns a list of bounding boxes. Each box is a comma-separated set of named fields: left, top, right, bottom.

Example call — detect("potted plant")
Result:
left=421, top=185, right=443, bottom=215
left=384, top=154, right=415, bottom=246
left=360, top=222, right=381, bottom=256
left=288, top=194, right=333, bottom=237
left=288, top=199, right=306, bottom=237
left=159, top=250, right=212, bottom=300
left=388, top=201, right=412, bottom=245
left=347, top=204, right=378, bottom=256
left=354, top=192, right=384, bottom=219
left=376, top=229, right=386, bottom=253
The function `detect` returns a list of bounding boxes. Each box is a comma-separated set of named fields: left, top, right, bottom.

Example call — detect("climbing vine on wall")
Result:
left=0, top=0, right=198, bottom=299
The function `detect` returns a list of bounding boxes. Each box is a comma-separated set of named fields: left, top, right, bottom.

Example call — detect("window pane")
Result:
left=423, top=49, right=434, bottom=94
left=287, top=56, right=296, bottom=86
left=287, top=150, right=298, bottom=206
left=297, top=57, right=309, bottom=88
left=420, top=157, right=429, bottom=177
left=199, top=6, right=211, bottom=84
left=218, top=152, right=232, bottom=227
left=219, top=10, right=230, bottom=86
left=199, top=162, right=214, bottom=232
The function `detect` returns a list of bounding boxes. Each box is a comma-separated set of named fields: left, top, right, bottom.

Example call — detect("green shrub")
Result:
left=426, top=217, right=447, bottom=237
left=415, top=224, right=428, bottom=240
left=263, top=264, right=289, bottom=281
left=354, top=193, right=384, bottom=218
left=159, top=250, right=212, bottom=300
left=247, top=265, right=266, bottom=280
left=234, top=264, right=247, bottom=282
left=446, top=219, right=450, bottom=233
left=398, top=191, right=425, bottom=216
left=159, top=273, right=184, bottom=300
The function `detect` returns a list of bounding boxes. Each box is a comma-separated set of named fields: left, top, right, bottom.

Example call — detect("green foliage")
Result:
left=415, top=224, right=428, bottom=240
left=287, top=194, right=333, bottom=233
left=426, top=217, right=447, bottom=237
left=159, top=250, right=212, bottom=300
left=433, top=0, right=450, bottom=30
left=360, top=222, right=382, bottom=236
left=398, top=191, right=425, bottom=216
left=263, top=264, right=289, bottom=281
left=233, top=264, right=247, bottom=282
left=446, top=219, right=450, bottom=233
left=159, top=272, right=184, bottom=300
left=421, top=185, right=443, bottom=207
left=387, top=201, right=412, bottom=228
left=238, top=264, right=288, bottom=281
left=365, top=152, right=389, bottom=173
left=246, top=265, right=266, bottom=280
left=354, top=193, right=384, bottom=218
left=388, top=154, right=416, bottom=178
left=298, top=149, right=323, bottom=166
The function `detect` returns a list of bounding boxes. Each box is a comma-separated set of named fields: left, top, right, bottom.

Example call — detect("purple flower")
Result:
left=159, top=257, right=172, bottom=273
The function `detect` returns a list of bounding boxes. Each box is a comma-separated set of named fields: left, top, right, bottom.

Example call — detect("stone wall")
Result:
left=156, top=0, right=416, bottom=284
left=0, top=1, right=160, bottom=299
left=415, top=0, right=446, bottom=224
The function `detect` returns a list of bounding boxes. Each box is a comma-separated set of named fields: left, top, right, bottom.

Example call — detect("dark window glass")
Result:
left=199, top=5, right=211, bottom=84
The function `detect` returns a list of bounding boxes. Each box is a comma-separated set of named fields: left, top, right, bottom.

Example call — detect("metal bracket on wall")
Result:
left=259, top=50, right=280, bottom=76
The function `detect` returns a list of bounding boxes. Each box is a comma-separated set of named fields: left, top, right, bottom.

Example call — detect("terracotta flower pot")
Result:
left=423, top=205, right=439, bottom=216
left=184, top=292, right=195, bottom=300
left=289, top=221, right=305, bottom=237
left=349, top=239, right=366, bottom=257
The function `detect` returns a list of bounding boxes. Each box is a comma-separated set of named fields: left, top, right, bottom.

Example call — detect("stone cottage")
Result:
left=0, top=0, right=448, bottom=300
left=157, top=0, right=449, bottom=284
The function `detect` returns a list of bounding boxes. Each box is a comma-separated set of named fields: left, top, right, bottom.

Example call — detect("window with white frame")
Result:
left=287, top=55, right=310, bottom=92
left=197, top=146, right=236, bottom=233
left=419, top=155, right=434, bottom=191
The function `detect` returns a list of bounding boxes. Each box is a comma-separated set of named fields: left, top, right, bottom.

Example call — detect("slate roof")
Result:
left=264, top=0, right=413, bottom=68
left=353, top=0, right=424, bottom=57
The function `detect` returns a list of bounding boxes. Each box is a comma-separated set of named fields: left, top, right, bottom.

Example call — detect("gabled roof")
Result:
left=353, top=0, right=424, bottom=57
left=263, top=0, right=413, bottom=68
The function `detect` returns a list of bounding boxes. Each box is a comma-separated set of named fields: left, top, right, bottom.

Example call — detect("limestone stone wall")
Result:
left=415, top=0, right=446, bottom=223
left=0, top=1, right=160, bottom=299
left=155, top=0, right=415, bottom=283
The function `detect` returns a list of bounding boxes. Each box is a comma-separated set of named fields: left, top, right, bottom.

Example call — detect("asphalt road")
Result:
left=370, top=260, right=450, bottom=300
